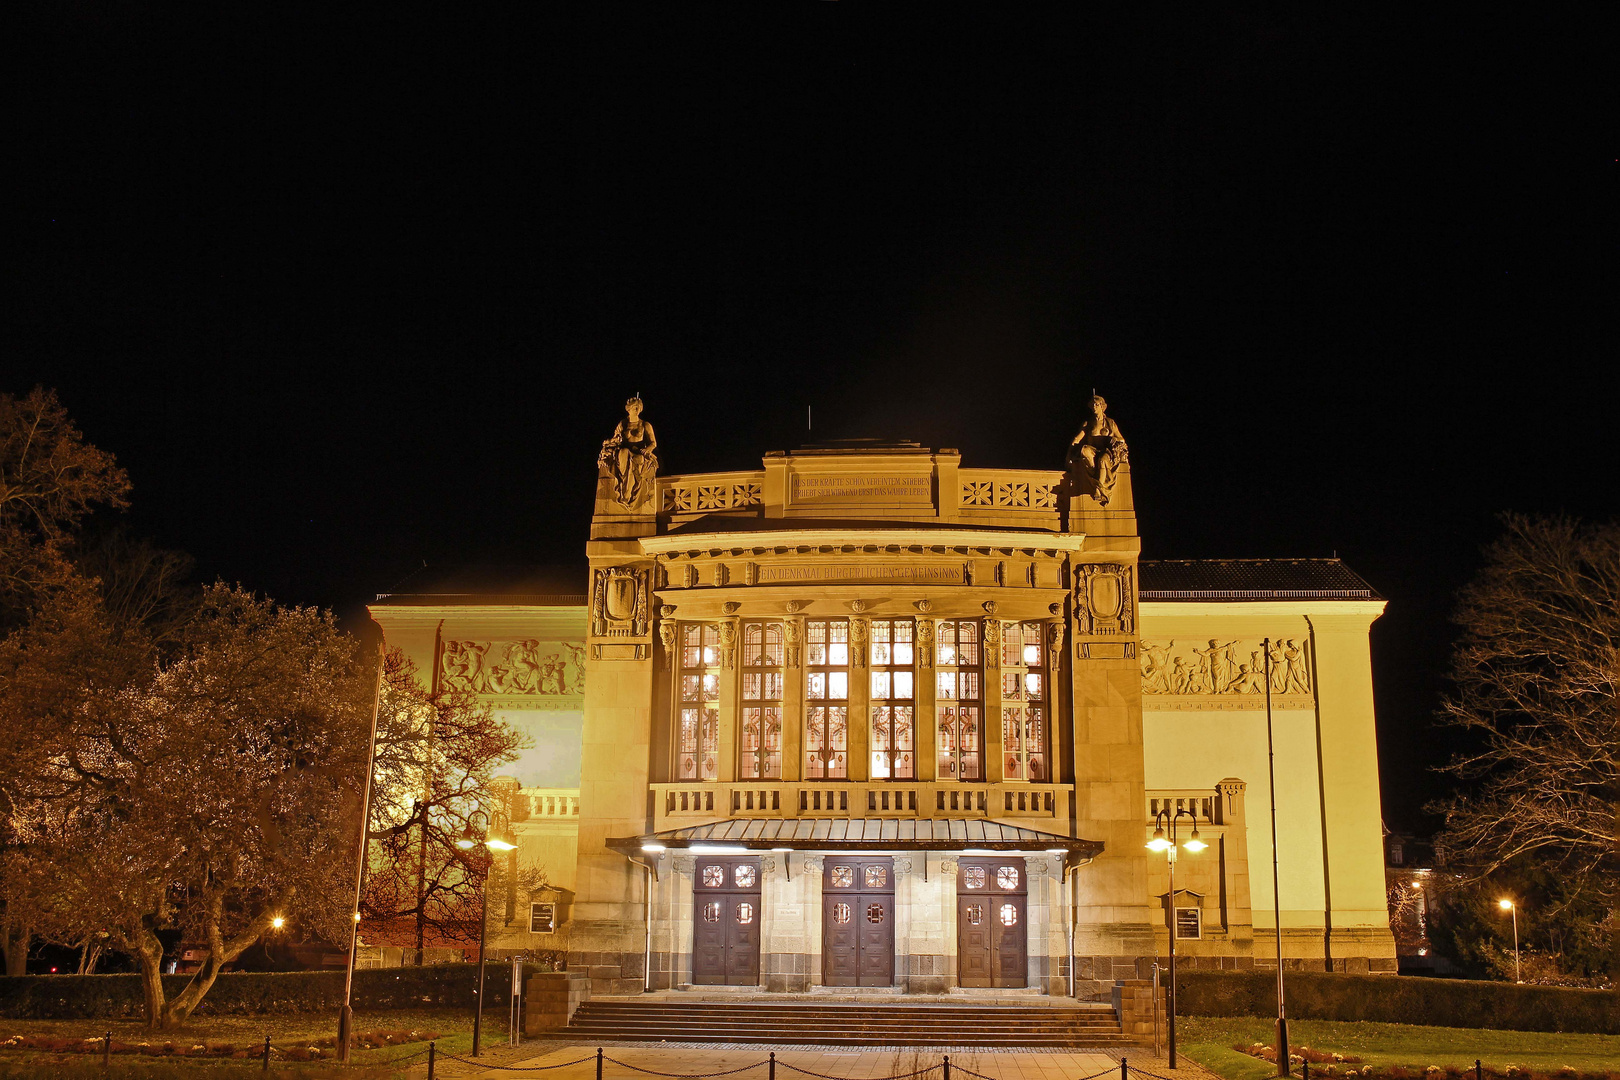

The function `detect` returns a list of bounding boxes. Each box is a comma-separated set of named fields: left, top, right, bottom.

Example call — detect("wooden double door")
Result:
left=956, top=857, right=1027, bottom=988
left=822, top=856, right=894, bottom=986
left=692, top=856, right=762, bottom=986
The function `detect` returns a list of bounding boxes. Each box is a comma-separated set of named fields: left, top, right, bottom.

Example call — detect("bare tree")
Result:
left=1430, top=513, right=1620, bottom=975
left=360, top=649, right=528, bottom=957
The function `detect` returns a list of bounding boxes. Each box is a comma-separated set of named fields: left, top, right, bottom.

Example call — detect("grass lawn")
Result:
left=0, top=1007, right=503, bottom=1077
left=1179, top=1016, right=1620, bottom=1079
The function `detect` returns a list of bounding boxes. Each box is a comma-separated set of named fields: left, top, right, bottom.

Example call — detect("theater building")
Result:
left=369, top=396, right=1396, bottom=998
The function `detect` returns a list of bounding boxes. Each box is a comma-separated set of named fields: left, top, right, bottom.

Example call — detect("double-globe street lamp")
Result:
left=1147, top=806, right=1207, bottom=1069
left=458, top=817, right=518, bottom=1057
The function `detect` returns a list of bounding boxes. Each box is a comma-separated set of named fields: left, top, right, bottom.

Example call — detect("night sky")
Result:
left=11, top=9, right=1618, bottom=832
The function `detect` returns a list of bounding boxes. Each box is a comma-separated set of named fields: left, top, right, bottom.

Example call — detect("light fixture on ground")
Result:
left=1498, top=899, right=1520, bottom=983
left=1147, top=805, right=1205, bottom=1070
left=458, top=815, right=518, bottom=1056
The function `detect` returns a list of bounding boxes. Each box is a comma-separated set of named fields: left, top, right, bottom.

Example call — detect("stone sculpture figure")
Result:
left=1069, top=393, right=1129, bottom=505
left=598, top=395, right=659, bottom=508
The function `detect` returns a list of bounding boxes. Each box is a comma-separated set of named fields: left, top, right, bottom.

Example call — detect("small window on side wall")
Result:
left=1174, top=905, right=1201, bottom=940
left=531, top=902, right=557, bottom=934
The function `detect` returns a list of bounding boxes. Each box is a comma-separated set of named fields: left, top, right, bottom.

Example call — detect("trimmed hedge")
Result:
left=0, top=962, right=539, bottom=1020
left=1177, top=970, right=1620, bottom=1035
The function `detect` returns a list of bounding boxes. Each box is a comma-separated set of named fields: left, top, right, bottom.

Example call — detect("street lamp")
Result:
left=1498, top=899, right=1520, bottom=983
left=459, top=818, right=518, bottom=1056
left=1147, top=806, right=1206, bottom=1070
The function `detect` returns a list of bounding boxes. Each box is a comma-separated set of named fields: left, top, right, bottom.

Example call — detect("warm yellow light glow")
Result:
left=456, top=837, right=476, bottom=850
left=1182, top=835, right=1208, bottom=853
left=1498, top=899, right=1514, bottom=911
left=271, top=916, right=285, bottom=930
left=353, top=912, right=362, bottom=922
left=486, top=837, right=517, bottom=852
left=1410, top=882, right=1422, bottom=891
left=1146, top=836, right=1172, bottom=853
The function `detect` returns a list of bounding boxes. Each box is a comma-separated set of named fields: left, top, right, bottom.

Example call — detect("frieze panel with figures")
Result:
left=1138, top=637, right=1313, bottom=706
left=441, top=639, right=585, bottom=701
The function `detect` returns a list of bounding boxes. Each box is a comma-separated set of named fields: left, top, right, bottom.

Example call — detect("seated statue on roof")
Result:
left=1068, top=392, right=1129, bottom=505
left=598, top=395, right=659, bottom=508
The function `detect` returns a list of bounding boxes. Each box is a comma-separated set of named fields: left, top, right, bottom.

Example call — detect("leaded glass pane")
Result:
left=964, top=866, right=986, bottom=889
left=831, top=866, right=853, bottom=888
left=997, top=866, right=1020, bottom=889
left=864, top=865, right=887, bottom=888
left=734, top=865, right=757, bottom=888
left=702, top=866, right=724, bottom=887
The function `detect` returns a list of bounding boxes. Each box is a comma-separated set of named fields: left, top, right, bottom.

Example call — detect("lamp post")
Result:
left=1261, top=638, right=1289, bottom=1077
left=1147, top=806, right=1206, bottom=1070
left=1498, top=899, right=1520, bottom=983
left=459, top=819, right=518, bottom=1056
left=338, top=645, right=386, bottom=1064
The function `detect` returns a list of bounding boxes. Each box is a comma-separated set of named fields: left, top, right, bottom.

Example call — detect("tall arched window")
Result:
left=805, top=619, right=849, bottom=778
left=935, top=620, right=982, bottom=781
left=741, top=621, right=784, bottom=778
left=869, top=619, right=915, bottom=779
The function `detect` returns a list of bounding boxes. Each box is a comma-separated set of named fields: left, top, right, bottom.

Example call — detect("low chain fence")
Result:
left=425, top=1046, right=1136, bottom=1080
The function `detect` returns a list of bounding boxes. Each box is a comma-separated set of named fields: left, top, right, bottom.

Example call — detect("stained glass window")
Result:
left=830, top=865, right=853, bottom=888
left=999, top=903, right=1018, bottom=927
left=866, top=904, right=885, bottom=924
left=831, top=902, right=851, bottom=924
left=734, top=865, right=757, bottom=888
left=701, top=865, right=725, bottom=887
left=964, top=866, right=986, bottom=889
left=999, top=622, right=1047, bottom=782
left=935, top=621, right=982, bottom=781
left=677, top=624, right=721, bottom=780
left=703, top=902, right=721, bottom=922
left=997, top=866, right=1020, bottom=890
left=736, top=903, right=755, bottom=924
left=806, top=620, right=849, bottom=779
left=965, top=903, right=983, bottom=925
left=863, top=865, right=887, bottom=888
left=741, top=622, right=784, bottom=779
left=869, top=620, right=915, bottom=780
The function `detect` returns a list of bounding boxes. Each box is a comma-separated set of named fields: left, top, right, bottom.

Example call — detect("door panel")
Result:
left=693, top=857, right=762, bottom=986
left=822, top=857, right=894, bottom=987
left=957, top=858, right=1027, bottom=988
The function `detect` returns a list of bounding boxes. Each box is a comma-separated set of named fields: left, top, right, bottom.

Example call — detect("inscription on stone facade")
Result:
left=790, top=475, right=932, bottom=502
left=757, top=564, right=960, bottom=584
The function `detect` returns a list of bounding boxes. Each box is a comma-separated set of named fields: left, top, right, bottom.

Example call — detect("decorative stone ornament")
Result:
left=850, top=616, right=869, bottom=668
left=982, top=600, right=998, bottom=615
left=1068, top=393, right=1128, bottom=506
left=916, top=618, right=935, bottom=669
left=723, top=601, right=742, bottom=615
left=591, top=566, right=651, bottom=638
left=782, top=617, right=803, bottom=668
left=913, top=599, right=933, bottom=613
left=597, top=395, right=659, bottom=508
left=1074, top=563, right=1134, bottom=636
left=719, top=620, right=738, bottom=670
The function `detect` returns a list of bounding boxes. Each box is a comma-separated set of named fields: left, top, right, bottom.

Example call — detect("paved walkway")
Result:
left=411, top=1041, right=1216, bottom=1080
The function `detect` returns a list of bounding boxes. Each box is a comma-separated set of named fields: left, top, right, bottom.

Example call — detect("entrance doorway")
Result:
left=822, top=856, right=894, bottom=986
left=692, top=856, right=762, bottom=986
left=956, top=857, right=1027, bottom=988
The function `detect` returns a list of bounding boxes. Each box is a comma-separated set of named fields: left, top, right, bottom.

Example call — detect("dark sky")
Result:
left=11, top=8, right=1619, bottom=831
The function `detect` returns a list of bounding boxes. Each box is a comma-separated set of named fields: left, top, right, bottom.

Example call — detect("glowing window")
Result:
left=869, top=620, right=916, bottom=780
left=677, top=623, right=721, bottom=780
left=997, top=866, right=1019, bottom=890
left=965, top=903, right=983, bottom=926
left=734, top=865, right=757, bottom=888
left=830, top=865, right=853, bottom=888
left=999, top=903, right=1018, bottom=927
left=702, top=902, right=721, bottom=923
left=964, top=866, right=986, bottom=889
left=999, top=623, right=1048, bottom=782
left=741, top=622, right=784, bottom=779
left=864, top=865, right=887, bottom=889
left=736, top=903, right=754, bottom=925
left=935, top=621, right=982, bottom=781
left=806, top=620, right=850, bottom=779
left=866, top=904, right=885, bottom=924
left=701, top=866, right=725, bottom=887
left=831, top=902, right=851, bottom=925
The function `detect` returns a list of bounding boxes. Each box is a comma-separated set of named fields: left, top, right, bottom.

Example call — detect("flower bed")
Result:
left=0, top=1028, right=438, bottom=1061
left=1233, top=1044, right=1618, bottom=1080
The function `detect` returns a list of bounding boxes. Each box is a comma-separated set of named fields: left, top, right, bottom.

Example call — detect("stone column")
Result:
left=803, top=855, right=826, bottom=986
left=983, top=613, right=1006, bottom=782
left=1024, top=854, right=1066, bottom=995
left=848, top=612, right=871, bottom=780
left=937, top=856, right=960, bottom=989
left=666, top=855, right=696, bottom=988
left=892, top=855, right=914, bottom=990
left=781, top=615, right=805, bottom=782
left=1216, top=778, right=1255, bottom=954
left=717, top=616, right=740, bottom=782
left=915, top=611, right=938, bottom=781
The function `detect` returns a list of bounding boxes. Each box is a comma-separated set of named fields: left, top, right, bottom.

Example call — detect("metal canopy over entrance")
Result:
left=610, top=817, right=1105, bottom=857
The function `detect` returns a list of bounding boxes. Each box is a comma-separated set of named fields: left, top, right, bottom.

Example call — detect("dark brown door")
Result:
left=692, top=857, right=762, bottom=986
left=822, top=856, right=894, bottom=987
left=956, top=858, right=1027, bottom=988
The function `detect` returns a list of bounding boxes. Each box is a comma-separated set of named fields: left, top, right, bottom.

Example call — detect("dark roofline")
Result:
left=1138, top=557, right=1380, bottom=601
left=372, top=593, right=588, bottom=606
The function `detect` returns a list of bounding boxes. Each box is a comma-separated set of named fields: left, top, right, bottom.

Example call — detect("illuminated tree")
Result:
left=1431, top=514, right=1620, bottom=977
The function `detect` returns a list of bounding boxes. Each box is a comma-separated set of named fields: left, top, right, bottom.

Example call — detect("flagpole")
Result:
left=339, top=644, right=386, bottom=1062
left=1264, top=639, right=1289, bottom=1076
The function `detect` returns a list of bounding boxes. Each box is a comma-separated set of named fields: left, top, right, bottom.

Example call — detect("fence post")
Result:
left=1303, top=1060, right=1309, bottom=1080
left=1120, top=1057, right=1127, bottom=1080
left=1476, top=1062, right=1483, bottom=1080
left=598, top=1046, right=605, bottom=1080
left=262, top=1035, right=271, bottom=1070
left=103, top=1031, right=111, bottom=1067
left=428, top=1041, right=436, bottom=1080
left=943, top=1055, right=950, bottom=1080
left=770, top=1051, right=777, bottom=1080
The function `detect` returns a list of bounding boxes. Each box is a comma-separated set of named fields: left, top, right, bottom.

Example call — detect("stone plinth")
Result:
left=524, top=971, right=592, bottom=1033
left=1111, top=978, right=1163, bottom=1046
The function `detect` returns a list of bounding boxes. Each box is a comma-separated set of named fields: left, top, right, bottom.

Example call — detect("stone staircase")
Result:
left=534, top=999, right=1132, bottom=1047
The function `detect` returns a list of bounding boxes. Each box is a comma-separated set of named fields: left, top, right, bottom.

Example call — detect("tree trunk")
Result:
left=129, top=931, right=168, bottom=1029
left=161, top=900, right=279, bottom=1027
left=2, top=920, right=30, bottom=977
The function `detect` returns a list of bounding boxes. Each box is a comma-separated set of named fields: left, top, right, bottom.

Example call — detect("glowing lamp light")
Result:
left=1146, top=824, right=1171, bottom=853
left=1182, top=829, right=1208, bottom=854
left=486, top=837, right=517, bottom=852
left=271, top=916, right=285, bottom=930
left=353, top=912, right=362, bottom=922
left=689, top=844, right=748, bottom=855
left=1045, top=848, right=1068, bottom=855
left=1498, top=899, right=1514, bottom=911
left=456, top=837, right=477, bottom=850
left=641, top=842, right=667, bottom=853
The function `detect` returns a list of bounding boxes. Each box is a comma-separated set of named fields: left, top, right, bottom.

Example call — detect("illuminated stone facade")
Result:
left=370, top=397, right=1396, bottom=997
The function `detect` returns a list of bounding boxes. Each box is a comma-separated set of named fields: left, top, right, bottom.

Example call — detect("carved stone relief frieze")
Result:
left=719, top=619, right=738, bottom=670
left=440, top=639, right=585, bottom=698
left=1074, top=563, right=1135, bottom=636
left=1139, top=638, right=1313, bottom=700
left=592, top=565, right=651, bottom=638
